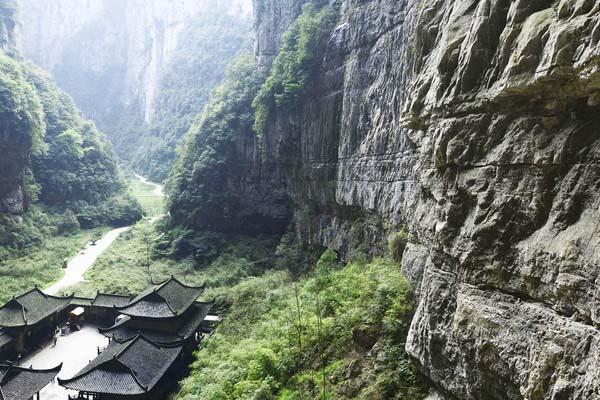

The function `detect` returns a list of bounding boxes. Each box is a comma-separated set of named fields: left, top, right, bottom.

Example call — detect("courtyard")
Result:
left=22, top=325, right=109, bottom=400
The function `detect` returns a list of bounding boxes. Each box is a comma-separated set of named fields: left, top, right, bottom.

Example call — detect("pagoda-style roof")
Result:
left=0, top=363, right=61, bottom=400
left=70, top=297, right=93, bottom=307
left=100, top=301, right=214, bottom=345
left=58, top=336, right=182, bottom=395
left=116, top=277, right=205, bottom=319
left=0, top=288, right=72, bottom=328
left=91, top=293, right=132, bottom=308
left=70, top=293, right=133, bottom=309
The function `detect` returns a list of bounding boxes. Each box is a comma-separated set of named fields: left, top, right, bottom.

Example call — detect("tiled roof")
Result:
left=70, top=297, right=93, bottom=307
left=69, top=293, right=132, bottom=309
left=0, top=363, right=61, bottom=400
left=91, top=293, right=132, bottom=308
left=59, top=336, right=182, bottom=395
left=117, top=277, right=204, bottom=319
left=100, top=301, right=214, bottom=345
left=0, top=288, right=72, bottom=328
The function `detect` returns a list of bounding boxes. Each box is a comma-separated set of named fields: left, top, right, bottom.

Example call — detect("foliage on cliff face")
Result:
left=130, top=8, right=253, bottom=182
left=253, top=3, right=336, bottom=138
left=0, top=56, right=141, bottom=248
left=177, top=251, right=426, bottom=400
left=27, top=66, right=123, bottom=206
left=168, top=55, right=263, bottom=231
left=0, top=55, right=45, bottom=154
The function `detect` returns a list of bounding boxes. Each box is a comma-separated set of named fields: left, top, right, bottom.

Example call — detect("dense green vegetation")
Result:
left=178, top=252, right=426, bottom=400
left=26, top=66, right=137, bottom=215
left=168, top=55, right=263, bottom=232
left=0, top=48, right=140, bottom=300
left=0, top=54, right=44, bottom=139
left=69, top=221, right=277, bottom=297
left=62, top=215, right=425, bottom=400
left=0, top=57, right=139, bottom=226
left=130, top=7, right=252, bottom=182
left=253, top=3, right=336, bottom=138
left=0, top=224, right=106, bottom=303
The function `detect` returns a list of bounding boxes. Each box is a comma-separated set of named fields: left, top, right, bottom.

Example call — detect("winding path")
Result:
left=44, top=175, right=164, bottom=296
left=44, top=226, right=131, bottom=295
left=134, top=172, right=165, bottom=196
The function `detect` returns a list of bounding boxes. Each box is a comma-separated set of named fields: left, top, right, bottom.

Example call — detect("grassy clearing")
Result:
left=0, top=227, right=107, bottom=302
left=69, top=220, right=278, bottom=298
left=127, top=177, right=165, bottom=218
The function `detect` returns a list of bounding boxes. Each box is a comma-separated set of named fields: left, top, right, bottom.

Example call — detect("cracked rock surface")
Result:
left=247, top=0, right=600, bottom=398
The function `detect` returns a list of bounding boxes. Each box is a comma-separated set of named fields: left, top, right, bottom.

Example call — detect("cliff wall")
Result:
left=20, top=0, right=253, bottom=159
left=251, top=0, right=600, bottom=398
left=0, top=0, right=30, bottom=214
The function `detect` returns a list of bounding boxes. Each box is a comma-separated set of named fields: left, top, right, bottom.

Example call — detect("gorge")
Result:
left=1, top=0, right=600, bottom=399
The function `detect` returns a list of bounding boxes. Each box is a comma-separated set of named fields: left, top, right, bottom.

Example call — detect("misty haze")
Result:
left=0, top=0, right=599, bottom=399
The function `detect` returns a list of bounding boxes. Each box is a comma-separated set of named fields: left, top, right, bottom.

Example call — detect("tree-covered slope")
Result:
left=168, top=55, right=269, bottom=233
left=0, top=54, right=141, bottom=248
left=130, top=7, right=253, bottom=182
left=20, top=0, right=253, bottom=183
left=178, top=253, right=427, bottom=400
left=0, top=54, right=44, bottom=214
left=27, top=66, right=122, bottom=207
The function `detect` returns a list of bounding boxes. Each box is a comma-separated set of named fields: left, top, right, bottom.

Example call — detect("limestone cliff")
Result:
left=247, top=0, right=600, bottom=398
left=0, top=0, right=18, bottom=58
left=404, top=1, right=600, bottom=399
left=20, top=0, right=253, bottom=160
left=0, top=0, right=31, bottom=214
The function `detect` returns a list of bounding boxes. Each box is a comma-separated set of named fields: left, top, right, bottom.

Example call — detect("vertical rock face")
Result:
left=0, top=0, right=28, bottom=214
left=0, top=123, right=28, bottom=214
left=0, top=0, right=19, bottom=58
left=253, top=0, right=418, bottom=254
left=403, top=1, right=600, bottom=399
left=250, top=0, right=600, bottom=398
left=20, top=0, right=253, bottom=149
left=253, top=0, right=310, bottom=71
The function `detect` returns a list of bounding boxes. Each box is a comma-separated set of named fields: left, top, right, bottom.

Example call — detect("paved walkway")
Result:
left=23, top=325, right=109, bottom=400
left=44, top=226, right=132, bottom=296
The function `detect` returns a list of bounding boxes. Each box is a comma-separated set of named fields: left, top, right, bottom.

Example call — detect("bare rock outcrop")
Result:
left=251, top=0, right=600, bottom=398
left=403, top=1, right=600, bottom=398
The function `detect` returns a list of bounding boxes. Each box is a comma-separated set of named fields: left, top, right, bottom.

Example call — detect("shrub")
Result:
left=76, top=195, right=143, bottom=228
left=129, top=7, right=252, bottom=182
left=388, top=227, right=409, bottom=262
left=167, top=55, right=263, bottom=232
left=56, top=209, right=80, bottom=235
left=154, top=221, right=224, bottom=264
left=177, top=257, right=426, bottom=399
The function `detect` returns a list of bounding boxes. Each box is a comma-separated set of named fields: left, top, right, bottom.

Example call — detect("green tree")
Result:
left=168, top=55, right=263, bottom=233
left=130, top=6, right=253, bottom=182
left=253, top=3, right=336, bottom=139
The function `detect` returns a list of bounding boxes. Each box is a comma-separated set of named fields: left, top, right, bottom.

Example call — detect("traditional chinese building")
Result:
left=99, top=277, right=213, bottom=352
left=59, top=277, right=214, bottom=399
left=58, top=336, right=181, bottom=400
left=0, top=288, right=72, bottom=356
left=71, top=293, right=133, bottom=326
left=0, top=363, right=62, bottom=400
